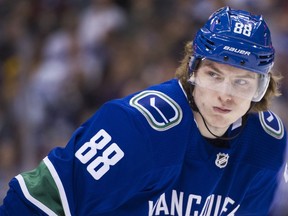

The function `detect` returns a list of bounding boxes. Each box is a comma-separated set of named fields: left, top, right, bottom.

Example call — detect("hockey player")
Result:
left=1, top=6, right=287, bottom=216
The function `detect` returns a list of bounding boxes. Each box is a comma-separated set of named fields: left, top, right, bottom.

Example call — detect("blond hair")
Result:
left=175, top=41, right=282, bottom=112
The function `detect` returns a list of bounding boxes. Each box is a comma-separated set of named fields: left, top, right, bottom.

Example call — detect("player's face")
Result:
left=192, top=61, right=258, bottom=137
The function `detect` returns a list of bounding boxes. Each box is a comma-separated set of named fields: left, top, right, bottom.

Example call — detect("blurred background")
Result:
left=0, top=0, right=287, bottom=214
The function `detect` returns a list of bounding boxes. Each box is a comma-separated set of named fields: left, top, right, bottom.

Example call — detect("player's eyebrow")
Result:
left=204, top=62, right=224, bottom=74
left=203, top=61, right=257, bottom=79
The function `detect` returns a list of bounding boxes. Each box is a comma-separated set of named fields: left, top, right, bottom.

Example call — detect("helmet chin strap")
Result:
left=197, top=109, right=247, bottom=140
left=187, top=83, right=252, bottom=141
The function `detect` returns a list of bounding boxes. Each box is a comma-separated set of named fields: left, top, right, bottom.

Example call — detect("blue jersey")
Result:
left=1, top=79, right=287, bottom=215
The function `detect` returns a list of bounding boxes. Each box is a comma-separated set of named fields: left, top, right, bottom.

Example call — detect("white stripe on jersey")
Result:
left=16, top=174, right=58, bottom=216
left=43, top=156, right=72, bottom=216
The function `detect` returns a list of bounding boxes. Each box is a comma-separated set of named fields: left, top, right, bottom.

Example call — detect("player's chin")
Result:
left=209, top=116, right=235, bottom=129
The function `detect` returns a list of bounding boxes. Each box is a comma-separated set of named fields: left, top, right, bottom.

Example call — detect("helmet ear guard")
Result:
left=188, top=56, right=202, bottom=76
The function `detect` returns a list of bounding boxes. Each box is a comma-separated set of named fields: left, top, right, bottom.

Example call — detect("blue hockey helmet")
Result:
left=190, top=6, right=274, bottom=75
left=189, top=7, right=274, bottom=102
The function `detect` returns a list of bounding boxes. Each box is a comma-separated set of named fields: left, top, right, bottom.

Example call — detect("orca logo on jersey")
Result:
left=130, top=90, right=183, bottom=131
left=259, top=111, right=284, bottom=139
left=215, top=153, right=229, bottom=168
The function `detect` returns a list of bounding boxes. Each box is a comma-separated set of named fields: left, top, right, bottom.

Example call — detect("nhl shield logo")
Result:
left=215, top=153, right=229, bottom=168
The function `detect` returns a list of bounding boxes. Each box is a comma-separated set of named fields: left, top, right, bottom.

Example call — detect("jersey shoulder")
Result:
left=121, top=78, right=190, bottom=132
left=249, top=110, right=286, bottom=140
left=242, top=110, right=287, bottom=170
left=111, top=79, right=193, bottom=167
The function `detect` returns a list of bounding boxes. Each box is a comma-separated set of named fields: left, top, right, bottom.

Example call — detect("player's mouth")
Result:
left=213, top=106, right=231, bottom=114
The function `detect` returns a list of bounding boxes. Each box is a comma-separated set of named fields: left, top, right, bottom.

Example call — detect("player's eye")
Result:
left=234, top=79, right=248, bottom=86
left=207, top=71, right=223, bottom=81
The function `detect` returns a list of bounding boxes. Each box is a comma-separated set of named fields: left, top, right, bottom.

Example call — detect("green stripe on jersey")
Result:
left=21, top=160, right=65, bottom=215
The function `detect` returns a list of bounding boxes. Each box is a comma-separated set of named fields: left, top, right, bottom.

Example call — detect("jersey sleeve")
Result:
left=1, top=100, right=156, bottom=216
